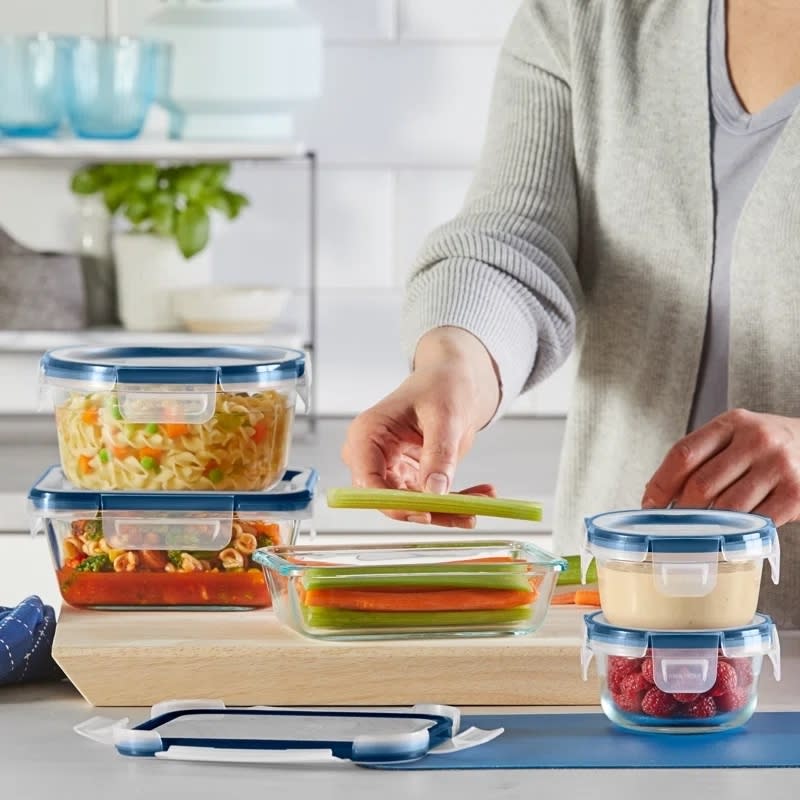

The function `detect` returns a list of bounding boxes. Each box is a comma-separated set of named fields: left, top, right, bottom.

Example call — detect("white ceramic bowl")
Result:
left=172, top=286, right=291, bottom=334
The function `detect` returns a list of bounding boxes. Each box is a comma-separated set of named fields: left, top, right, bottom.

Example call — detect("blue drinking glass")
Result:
left=0, top=34, right=67, bottom=137
left=65, top=37, right=161, bottom=140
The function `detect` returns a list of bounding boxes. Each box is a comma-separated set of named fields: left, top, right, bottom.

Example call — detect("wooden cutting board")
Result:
left=53, top=605, right=598, bottom=708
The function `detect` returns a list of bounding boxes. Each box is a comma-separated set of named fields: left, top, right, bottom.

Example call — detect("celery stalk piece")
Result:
left=302, top=605, right=532, bottom=629
left=326, top=488, right=543, bottom=521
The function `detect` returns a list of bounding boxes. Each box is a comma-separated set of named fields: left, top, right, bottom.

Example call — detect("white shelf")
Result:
left=0, top=326, right=306, bottom=353
left=0, top=137, right=308, bottom=162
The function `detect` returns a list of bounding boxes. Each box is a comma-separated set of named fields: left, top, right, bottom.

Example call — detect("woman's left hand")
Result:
left=642, top=408, right=800, bottom=525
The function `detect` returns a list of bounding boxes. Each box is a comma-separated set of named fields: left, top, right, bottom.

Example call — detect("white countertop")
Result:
left=4, top=635, right=799, bottom=800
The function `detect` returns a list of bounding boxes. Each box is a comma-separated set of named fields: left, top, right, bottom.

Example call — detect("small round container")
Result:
left=582, top=612, right=780, bottom=734
left=40, top=345, right=308, bottom=492
left=29, top=464, right=317, bottom=610
left=582, top=509, right=779, bottom=629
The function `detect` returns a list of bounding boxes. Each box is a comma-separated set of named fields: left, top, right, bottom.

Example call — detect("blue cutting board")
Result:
left=380, top=712, right=800, bottom=770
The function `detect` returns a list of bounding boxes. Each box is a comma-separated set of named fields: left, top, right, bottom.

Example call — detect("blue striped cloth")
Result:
left=0, top=595, right=63, bottom=686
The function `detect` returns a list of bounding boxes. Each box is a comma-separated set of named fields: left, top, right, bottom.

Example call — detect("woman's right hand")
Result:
left=341, top=327, right=502, bottom=528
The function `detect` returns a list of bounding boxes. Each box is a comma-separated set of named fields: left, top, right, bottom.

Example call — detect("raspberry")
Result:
left=716, top=688, right=749, bottom=713
left=673, top=693, right=700, bottom=703
left=685, top=695, right=717, bottom=718
left=725, top=658, right=754, bottom=689
left=641, top=687, right=677, bottom=717
left=619, top=672, right=651, bottom=695
left=641, top=657, right=655, bottom=684
left=612, top=690, right=644, bottom=713
left=710, top=661, right=738, bottom=697
left=607, top=656, right=642, bottom=692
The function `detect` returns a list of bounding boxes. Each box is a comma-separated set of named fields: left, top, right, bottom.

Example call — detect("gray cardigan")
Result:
left=402, top=0, right=800, bottom=627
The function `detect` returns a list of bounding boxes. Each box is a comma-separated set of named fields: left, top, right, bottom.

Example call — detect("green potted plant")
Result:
left=70, top=161, right=249, bottom=331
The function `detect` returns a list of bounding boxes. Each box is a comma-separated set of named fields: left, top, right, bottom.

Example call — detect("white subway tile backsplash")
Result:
left=317, top=169, right=394, bottom=287
left=398, top=0, right=520, bottom=42
left=299, top=0, right=396, bottom=41
left=0, top=0, right=105, bottom=34
left=296, top=44, right=500, bottom=166
left=393, top=168, right=473, bottom=284
left=211, top=164, right=393, bottom=290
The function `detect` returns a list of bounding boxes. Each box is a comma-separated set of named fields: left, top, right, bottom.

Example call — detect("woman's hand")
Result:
left=341, top=327, right=501, bottom=528
left=642, top=409, right=800, bottom=525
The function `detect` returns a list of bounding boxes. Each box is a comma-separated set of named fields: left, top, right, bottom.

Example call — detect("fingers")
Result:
left=643, top=416, right=736, bottom=507
left=671, top=443, right=752, bottom=508
left=416, top=412, right=465, bottom=496
left=711, top=467, right=779, bottom=514
left=755, top=488, right=800, bottom=528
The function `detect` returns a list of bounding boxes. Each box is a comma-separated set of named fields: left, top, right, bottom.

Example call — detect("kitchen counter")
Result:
left=3, top=636, right=799, bottom=800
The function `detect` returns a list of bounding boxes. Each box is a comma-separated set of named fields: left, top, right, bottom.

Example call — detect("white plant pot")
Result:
left=112, top=232, right=212, bottom=331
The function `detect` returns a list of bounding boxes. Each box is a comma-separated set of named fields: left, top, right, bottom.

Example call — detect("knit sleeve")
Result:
left=401, top=0, right=581, bottom=419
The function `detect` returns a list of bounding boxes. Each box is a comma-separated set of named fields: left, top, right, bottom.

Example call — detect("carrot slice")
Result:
left=302, top=587, right=534, bottom=612
left=78, top=454, right=93, bottom=475
left=550, top=592, right=576, bottom=605
left=165, top=423, right=190, bottom=438
left=574, top=589, right=601, bottom=606
left=251, top=420, right=270, bottom=444
left=81, top=408, right=99, bottom=425
left=138, top=447, right=162, bottom=462
left=113, top=446, right=135, bottom=460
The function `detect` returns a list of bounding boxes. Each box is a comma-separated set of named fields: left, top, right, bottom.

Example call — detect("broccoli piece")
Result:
left=256, top=534, right=274, bottom=548
left=83, top=519, right=104, bottom=541
left=75, top=554, right=112, bottom=573
left=168, top=551, right=183, bottom=568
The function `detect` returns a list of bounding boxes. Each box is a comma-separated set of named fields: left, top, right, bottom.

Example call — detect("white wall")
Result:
left=0, top=0, right=573, bottom=417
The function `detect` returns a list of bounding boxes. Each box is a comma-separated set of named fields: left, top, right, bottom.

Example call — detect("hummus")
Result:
left=597, top=558, right=763, bottom=629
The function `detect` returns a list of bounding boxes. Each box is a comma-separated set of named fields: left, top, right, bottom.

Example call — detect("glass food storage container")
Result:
left=253, top=540, right=566, bottom=640
left=39, top=345, right=308, bottom=492
left=581, top=509, right=779, bottom=629
left=28, top=464, right=317, bottom=610
left=581, top=611, right=781, bottom=734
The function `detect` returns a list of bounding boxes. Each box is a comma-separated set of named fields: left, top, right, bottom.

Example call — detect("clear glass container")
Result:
left=582, top=612, right=781, bottom=734
left=254, top=540, right=566, bottom=640
left=39, top=345, right=308, bottom=492
left=582, top=509, right=780, bottom=629
left=64, top=37, right=163, bottom=139
left=29, top=465, right=316, bottom=610
left=76, top=195, right=119, bottom=327
left=0, top=34, right=67, bottom=136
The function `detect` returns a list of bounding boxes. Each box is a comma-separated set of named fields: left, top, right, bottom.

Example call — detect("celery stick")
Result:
left=302, top=605, right=532, bottom=629
left=301, top=562, right=534, bottom=592
left=326, top=488, right=543, bottom=521
left=557, top=555, right=597, bottom=586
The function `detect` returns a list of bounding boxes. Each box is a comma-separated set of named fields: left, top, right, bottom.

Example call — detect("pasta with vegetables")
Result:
left=55, top=390, right=292, bottom=491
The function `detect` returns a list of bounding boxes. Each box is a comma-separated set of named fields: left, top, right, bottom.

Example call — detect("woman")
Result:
left=342, top=0, right=800, bottom=627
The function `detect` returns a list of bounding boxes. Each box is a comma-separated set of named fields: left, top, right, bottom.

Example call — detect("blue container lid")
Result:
left=28, top=465, right=317, bottom=515
left=582, top=611, right=781, bottom=694
left=584, top=610, right=776, bottom=652
left=40, top=345, right=306, bottom=388
left=584, top=508, right=777, bottom=557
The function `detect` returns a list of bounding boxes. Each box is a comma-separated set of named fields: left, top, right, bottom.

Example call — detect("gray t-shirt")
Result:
left=689, top=0, right=800, bottom=430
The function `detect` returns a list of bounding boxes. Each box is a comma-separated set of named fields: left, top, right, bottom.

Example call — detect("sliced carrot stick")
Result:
left=78, top=454, right=93, bottom=475
left=574, top=589, right=601, bottom=606
left=550, top=592, right=576, bottom=605
left=165, top=423, right=190, bottom=438
left=113, top=446, right=134, bottom=460
left=81, top=407, right=99, bottom=425
left=302, top=587, right=534, bottom=612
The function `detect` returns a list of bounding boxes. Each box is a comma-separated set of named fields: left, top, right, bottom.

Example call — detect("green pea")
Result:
left=140, top=455, right=158, bottom=471
left=208, top=468, right=224, bottom=484
left=98, top=449, right=110, bottom=464
left=145, top=423, right=160, bottom=435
